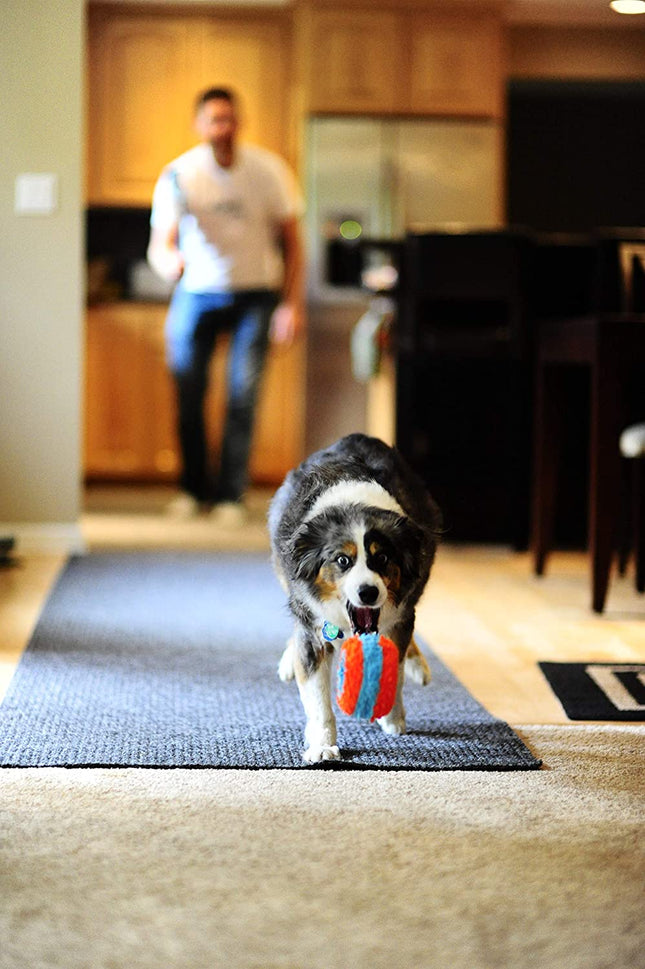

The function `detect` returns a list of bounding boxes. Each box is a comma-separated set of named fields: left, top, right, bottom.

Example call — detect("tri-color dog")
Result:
left=269, top=434, right=441, bottom=763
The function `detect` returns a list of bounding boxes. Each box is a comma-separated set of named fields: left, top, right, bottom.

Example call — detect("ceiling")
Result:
left=507, top=0, right=645, bottom=25
left=100, top=0, right=645, bottom=26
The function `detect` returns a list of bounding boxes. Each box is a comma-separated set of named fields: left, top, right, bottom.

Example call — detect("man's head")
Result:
left=194, top=87, right=239, bottom=167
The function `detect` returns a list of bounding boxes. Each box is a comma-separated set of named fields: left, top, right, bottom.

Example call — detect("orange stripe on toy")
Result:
left=371, top=637, right=399, bottom=720
left=336, top=635, right=364, bottom=716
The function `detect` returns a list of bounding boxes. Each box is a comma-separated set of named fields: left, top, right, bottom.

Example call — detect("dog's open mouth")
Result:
left=347, top=603, right=380, bottom=635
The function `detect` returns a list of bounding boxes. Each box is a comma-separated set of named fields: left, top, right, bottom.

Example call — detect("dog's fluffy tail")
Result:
left=404, top=638, right=432, bottom=685
left=278, top=637, right=296, bottom=681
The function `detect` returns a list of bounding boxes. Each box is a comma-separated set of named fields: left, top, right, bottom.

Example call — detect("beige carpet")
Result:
left=0, top=724, right=643, bottom=969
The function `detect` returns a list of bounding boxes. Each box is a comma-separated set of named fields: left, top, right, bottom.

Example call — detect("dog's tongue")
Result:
left=352, top=606, right=379, bottom=634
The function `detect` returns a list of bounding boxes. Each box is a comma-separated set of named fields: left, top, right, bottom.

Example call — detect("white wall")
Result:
left=0, top=0, right=85, bottom=551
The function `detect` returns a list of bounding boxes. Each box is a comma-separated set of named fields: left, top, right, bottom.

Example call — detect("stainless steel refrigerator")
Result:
left=305, top=116, right=504, bottom=302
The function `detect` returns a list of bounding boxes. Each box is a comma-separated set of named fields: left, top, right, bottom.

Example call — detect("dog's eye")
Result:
left=372, top=551, right=389, bottom=569
left=335, top=554, right=352, bottom=571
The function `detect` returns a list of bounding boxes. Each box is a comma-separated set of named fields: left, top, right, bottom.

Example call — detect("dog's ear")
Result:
left=289, top=519, right=325, bottom=583
left=376, top=512, right=432, bottom=585
left=394, top=517, right=426, bottom=584
left=400, top=515, right=440, bottom=588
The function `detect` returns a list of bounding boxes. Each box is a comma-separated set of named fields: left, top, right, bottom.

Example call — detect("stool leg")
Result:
left=635, top=459, right=645, bottom=594
left=589, top=331, right=624, bottom=614
left=532, top=364, right=564, bottom=576
left=617, top=457, right=632, bottom=576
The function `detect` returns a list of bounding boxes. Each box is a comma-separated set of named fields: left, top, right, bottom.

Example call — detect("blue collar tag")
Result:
left=322, top=621, right=344, bottom=642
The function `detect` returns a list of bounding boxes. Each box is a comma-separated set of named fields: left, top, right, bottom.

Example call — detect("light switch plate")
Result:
left=15, top=173, right=58, bottom=215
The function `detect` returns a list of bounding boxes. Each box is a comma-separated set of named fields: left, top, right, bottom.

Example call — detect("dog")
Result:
left=268, top=433, right=441, bottom=763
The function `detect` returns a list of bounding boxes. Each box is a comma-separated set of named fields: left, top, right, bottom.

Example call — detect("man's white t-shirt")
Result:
left=150, top=143, right=302, bottom=294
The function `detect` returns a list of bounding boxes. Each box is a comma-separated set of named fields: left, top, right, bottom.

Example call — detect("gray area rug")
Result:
left=0, top=552, right=540, bottom=770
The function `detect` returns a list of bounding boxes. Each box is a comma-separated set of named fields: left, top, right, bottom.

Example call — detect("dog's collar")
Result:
left=322, top=621, right=344, bottom=643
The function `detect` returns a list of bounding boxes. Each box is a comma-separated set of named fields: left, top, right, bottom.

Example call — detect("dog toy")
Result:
left=336, top=632, right=399, bottom=721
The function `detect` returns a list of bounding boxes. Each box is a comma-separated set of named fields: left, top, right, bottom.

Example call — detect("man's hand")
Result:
left=273, top=216, right=305, bottom=347
left=164, top=251, right=185, bottom=283
left=147, top=225, right=185, bottom=284
left=270, top=302, right=305, bottom=347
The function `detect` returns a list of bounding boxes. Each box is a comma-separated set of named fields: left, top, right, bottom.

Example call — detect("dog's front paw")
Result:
left=377, top=713, right=406, bottom=736
left=303, top=744, right=341, bottom=764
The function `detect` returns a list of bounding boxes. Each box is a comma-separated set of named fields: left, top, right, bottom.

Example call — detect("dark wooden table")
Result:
left=531, top=314, right=645, bottom=612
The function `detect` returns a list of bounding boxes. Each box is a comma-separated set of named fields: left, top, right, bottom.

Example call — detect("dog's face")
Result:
left=289, top=507, right=423, bottom=638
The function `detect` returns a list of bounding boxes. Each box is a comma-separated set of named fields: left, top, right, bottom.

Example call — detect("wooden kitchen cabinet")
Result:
left=86, top=7, right=292, bottom=206
left=84, top=303, right=178, bottom=479
left=408, top=12, right=504, bottom=118
left=199, top=18, right=290, bottom=159
left=306, top=8, right=404, bottom=115
left=302, top=2, right=503, bottom=118
left=87, top=13, right=195, bottom=206
left=84, top=303, right=304, bottom=485
left=86, top=3, right=505, bottom=207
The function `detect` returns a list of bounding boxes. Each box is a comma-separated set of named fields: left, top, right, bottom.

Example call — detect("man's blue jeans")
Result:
left=165, top=287, right=278, bottom=502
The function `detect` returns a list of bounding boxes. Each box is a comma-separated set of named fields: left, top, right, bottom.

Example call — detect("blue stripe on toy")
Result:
left=354, top=633, right=383, bottom=719
left=337, top=649, right=347, bottom=697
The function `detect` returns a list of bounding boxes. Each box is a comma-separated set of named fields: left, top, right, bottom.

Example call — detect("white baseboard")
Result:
left=0, top=522, right=86, bottom=555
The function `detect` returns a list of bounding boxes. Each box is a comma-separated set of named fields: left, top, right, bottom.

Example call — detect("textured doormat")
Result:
left=540, top=661, right=645, bottom=722
left=0, top=553, right=540, bottom=770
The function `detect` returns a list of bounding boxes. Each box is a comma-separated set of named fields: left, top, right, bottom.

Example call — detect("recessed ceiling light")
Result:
left=610, top=0, right=645, bottom=13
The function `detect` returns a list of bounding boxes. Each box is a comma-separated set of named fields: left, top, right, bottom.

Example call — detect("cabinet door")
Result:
left=308, top=10, right=403, bottom=114
left=84, top=304, right=178, bottom=479
left=251, top=340, right=305, bottom=484
left=199, top=17, right=290, bottom=157
left=87, top=14, right=194, bottom=205
left=86, top=11, right=293, bottom=205
left=408, top=14, right=504, bottom=118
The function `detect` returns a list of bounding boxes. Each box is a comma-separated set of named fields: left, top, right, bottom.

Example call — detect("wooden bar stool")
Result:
left=531, top=314, right=645, bottom=613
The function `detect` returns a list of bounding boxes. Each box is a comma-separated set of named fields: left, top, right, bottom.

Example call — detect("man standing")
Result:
left=148, top=87, right=304, bottom=524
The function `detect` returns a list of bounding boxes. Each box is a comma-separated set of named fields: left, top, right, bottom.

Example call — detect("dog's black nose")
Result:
left=358, top=584, right=380, bottom=606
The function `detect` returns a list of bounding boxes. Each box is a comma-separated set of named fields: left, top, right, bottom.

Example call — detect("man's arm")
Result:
left=147, top=221, right=185, bottom=284
left=271, top=215, right=305, bottom=346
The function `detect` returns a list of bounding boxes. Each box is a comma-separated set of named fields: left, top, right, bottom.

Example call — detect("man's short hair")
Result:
left=195, top=87, right=237, bottom=113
